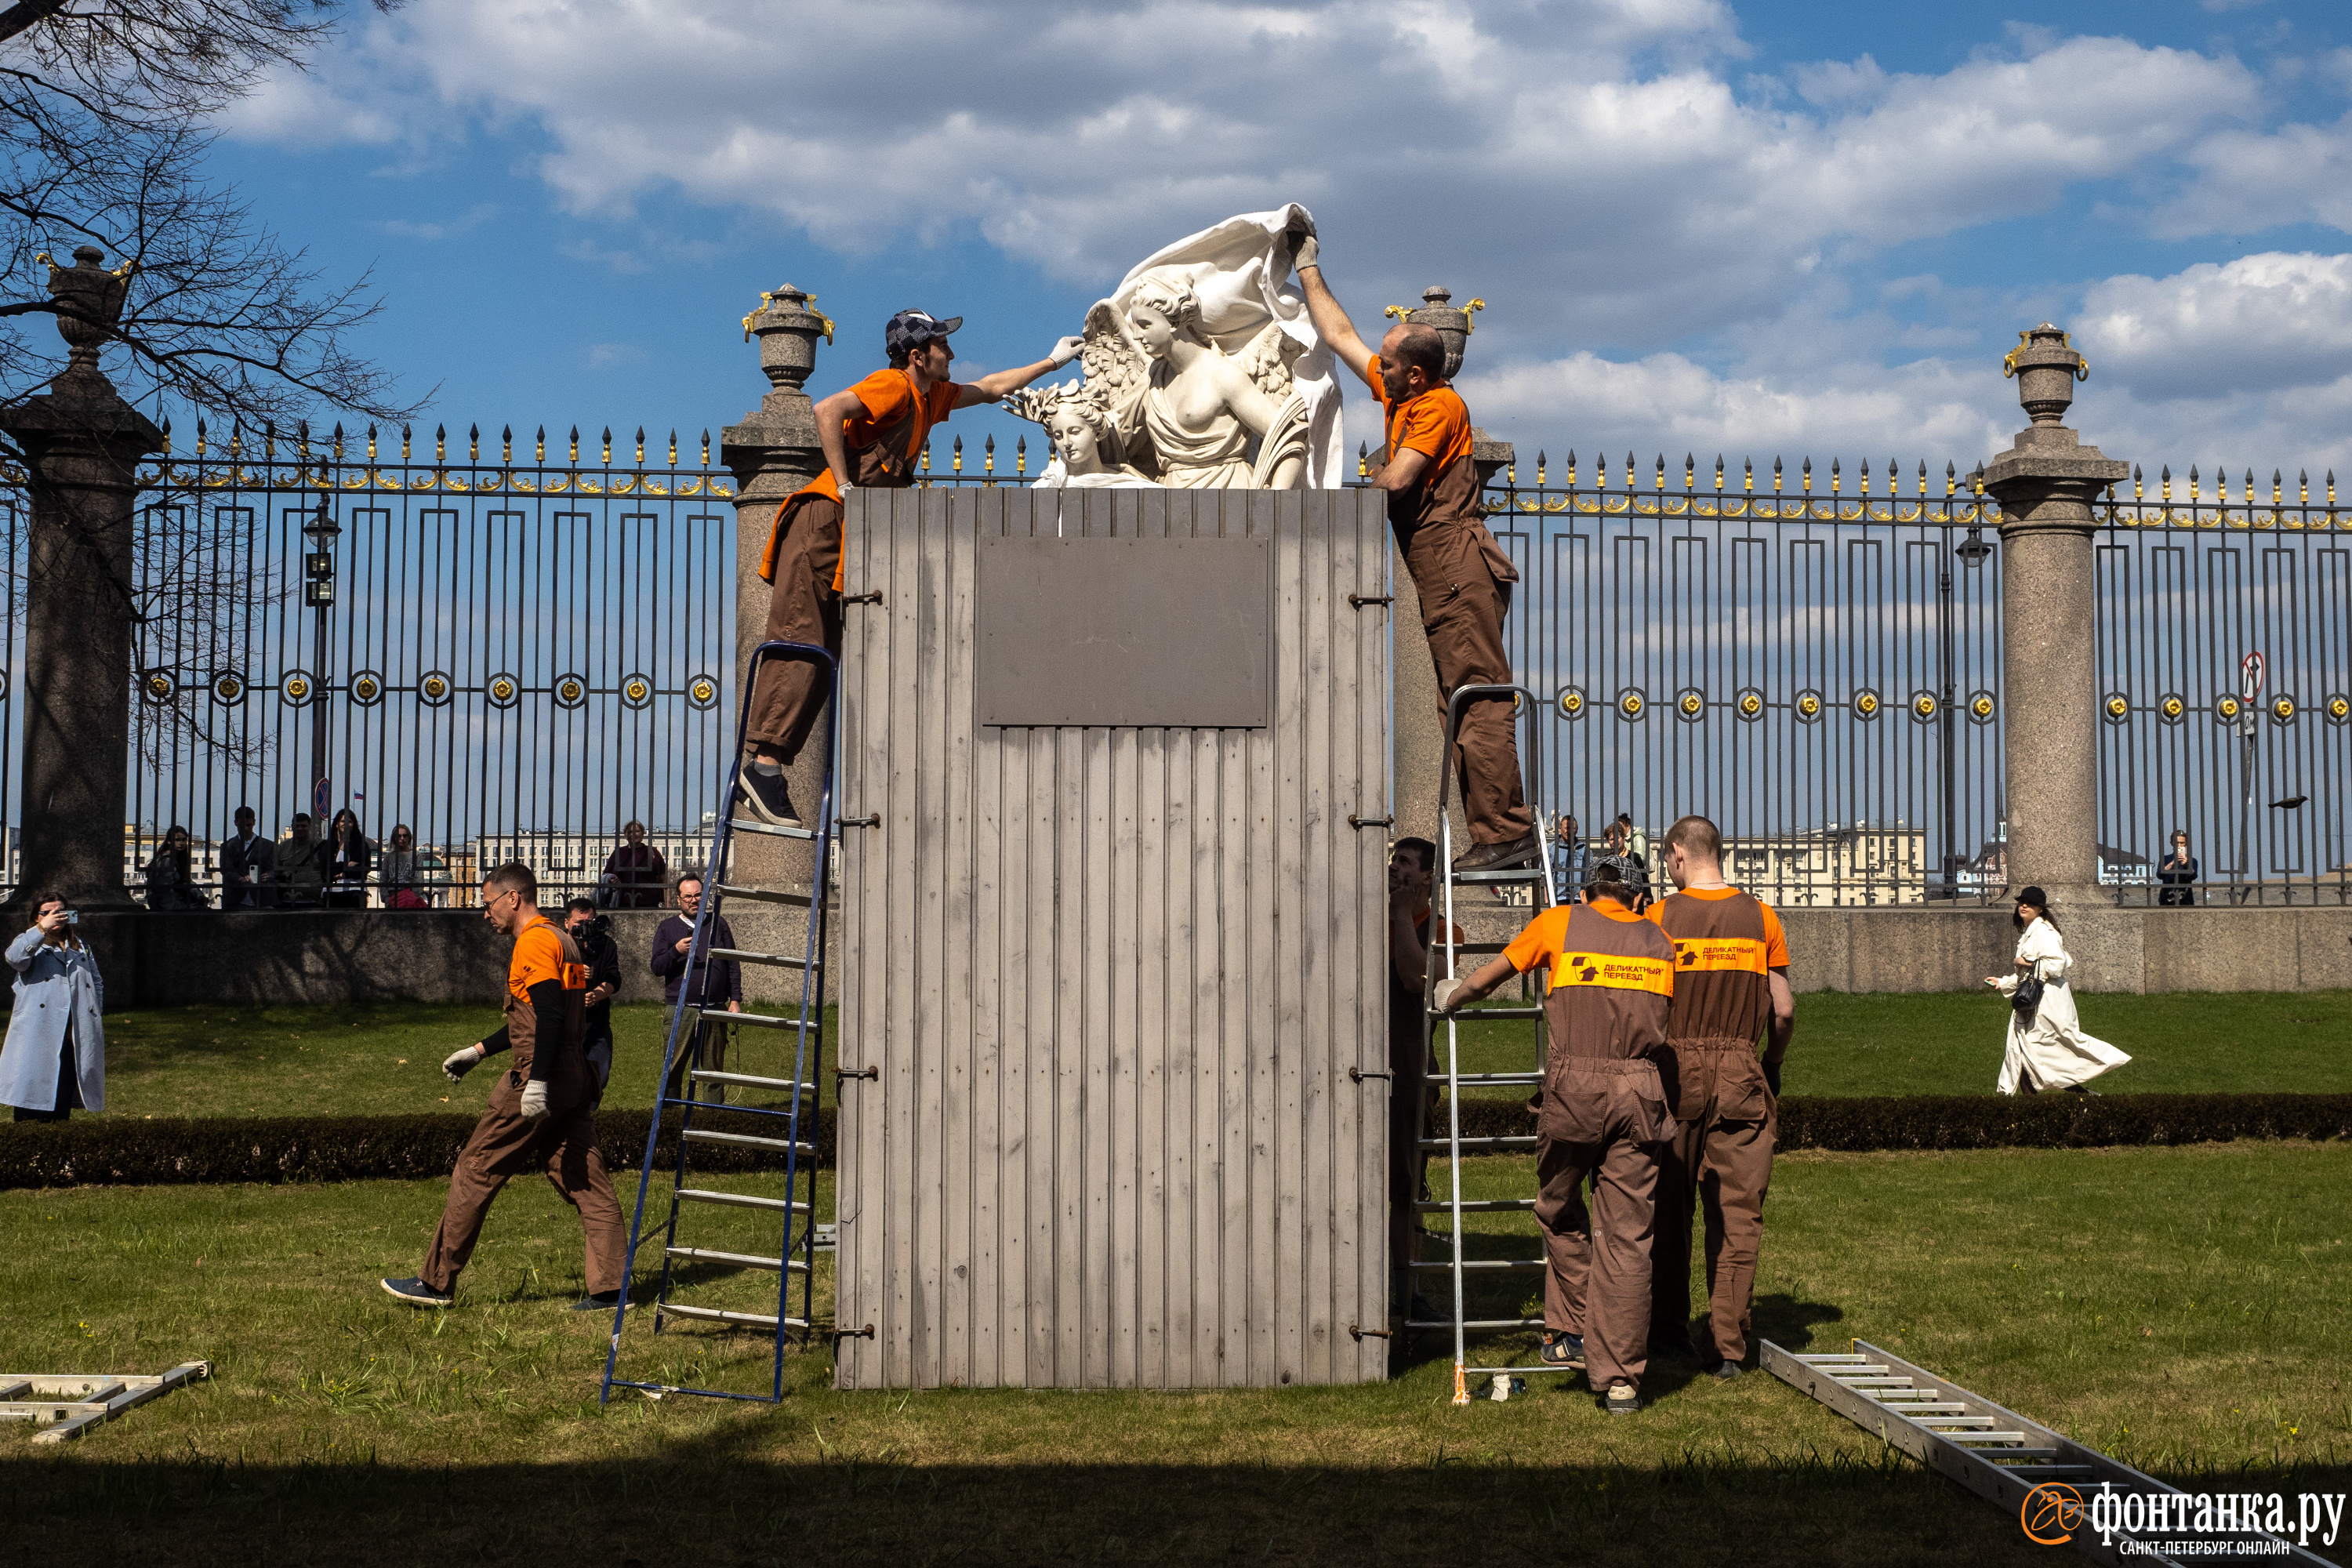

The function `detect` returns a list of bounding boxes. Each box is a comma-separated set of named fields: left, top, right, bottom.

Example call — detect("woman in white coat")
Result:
left=1986, top=887, right=2129, bottom=1094
left=0, top=895, right=106, bottom=1122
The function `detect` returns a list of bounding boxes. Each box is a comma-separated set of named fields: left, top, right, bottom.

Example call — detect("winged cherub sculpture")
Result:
left=1004, top=206, right=1345, bottom=490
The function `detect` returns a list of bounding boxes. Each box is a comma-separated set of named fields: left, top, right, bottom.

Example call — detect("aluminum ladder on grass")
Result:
left=1405, top=681, right=1563, bottom=1406
left=1763, top=1340, right=2334, bottom=1566
left=601, top=638, right=839, bottom=1406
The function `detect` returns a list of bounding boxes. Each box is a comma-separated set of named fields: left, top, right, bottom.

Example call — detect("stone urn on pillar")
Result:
left=0, top=246, right=162, bottom=910
left=717, top=288, right=831, bottom=938
left=1979, top=325, right=2129, bottom=910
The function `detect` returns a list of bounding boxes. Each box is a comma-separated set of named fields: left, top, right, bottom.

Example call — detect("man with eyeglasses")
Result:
left=379, top=861, right=626, bottom=1312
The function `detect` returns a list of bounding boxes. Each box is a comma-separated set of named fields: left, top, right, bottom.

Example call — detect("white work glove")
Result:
left=1431, top=978, right=1464, bottom=1015
left=1047, top=334, right=1085, bottom=368
left=1286, top=219, right=1319, bottom=272
left=517, top=1078, right=550, bottom=1123
left=442, top=1044, right=485, bottom=1083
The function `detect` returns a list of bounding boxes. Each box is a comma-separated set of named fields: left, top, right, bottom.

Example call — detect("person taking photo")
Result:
left=0, top=897, right=105, bottom=1122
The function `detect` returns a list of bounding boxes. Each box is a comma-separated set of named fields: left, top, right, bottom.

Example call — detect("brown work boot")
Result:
left=1451, top=833, right=1540, bottom=874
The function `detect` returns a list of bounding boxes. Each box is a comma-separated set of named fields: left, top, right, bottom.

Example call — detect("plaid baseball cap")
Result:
left=885, top=308, right=963, bottom=361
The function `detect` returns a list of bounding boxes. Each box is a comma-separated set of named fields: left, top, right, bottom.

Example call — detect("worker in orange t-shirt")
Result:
left=737, top=310, right=1083, bottom=826
left=379, top=861, right=625, bottom=1311
left=1287, top=221, right=1536, bottom=873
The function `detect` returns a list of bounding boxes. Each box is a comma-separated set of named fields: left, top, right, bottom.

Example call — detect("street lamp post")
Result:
left=1941, top=487, right=1994, bottom=898
left=301, top=492, right=340, bottom=818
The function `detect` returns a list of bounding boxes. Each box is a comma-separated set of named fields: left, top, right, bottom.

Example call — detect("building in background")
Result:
left=1722, top=820, right=1929, bottom=906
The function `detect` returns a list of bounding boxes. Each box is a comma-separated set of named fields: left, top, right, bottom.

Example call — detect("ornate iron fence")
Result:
left=1484, top=453, right=2010, bottom=906
left=2093, top=467, right=2352, bottom=906
left=0, top=423, right=2342, bottom=910
left=103, top=421, right=738, bottom=906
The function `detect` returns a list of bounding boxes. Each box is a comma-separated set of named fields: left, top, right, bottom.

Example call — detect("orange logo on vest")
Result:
left=1550, top=953, right=1675, bottom=996
left=1672, top=938, right=1769, bottom=975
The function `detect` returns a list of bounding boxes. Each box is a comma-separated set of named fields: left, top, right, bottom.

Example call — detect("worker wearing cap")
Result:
left=1642, top=815, right=1793, bottom=1379
left=1434, top=856, right=1675, bottom=1414
left=379, top=860, right=625, bottom=1311
left=737, top=310, right=1083, bottom=826
left=1288, top=223, right=1537, bottom=873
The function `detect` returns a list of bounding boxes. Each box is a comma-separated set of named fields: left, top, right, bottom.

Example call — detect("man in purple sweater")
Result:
left=652, top=873, right=742, bottom=1102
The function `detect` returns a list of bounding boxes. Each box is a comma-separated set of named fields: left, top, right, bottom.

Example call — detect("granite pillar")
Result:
left=1980, top=324, right=2129, bottom=912
left=0, top=247, right=162, bottom=910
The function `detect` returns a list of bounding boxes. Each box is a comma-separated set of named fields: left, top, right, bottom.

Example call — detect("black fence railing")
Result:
left=80, top=423, right=738, bottom=908
left=2092, top=469, right=2351, bottom=906
left=1483, top=456, right=2009, bottom=906
left=0, top=430, right=2341, bottom=910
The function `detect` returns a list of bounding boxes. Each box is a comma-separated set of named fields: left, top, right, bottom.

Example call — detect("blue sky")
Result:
left=204, top=0, right=2352, bottom=481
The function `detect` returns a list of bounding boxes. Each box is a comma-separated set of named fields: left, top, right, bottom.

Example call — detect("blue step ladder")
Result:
left=601, top=639, right=842, bottom=1405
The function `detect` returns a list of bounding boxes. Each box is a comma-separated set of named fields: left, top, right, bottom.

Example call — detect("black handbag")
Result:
left=2011, top=968, right=2045, bottom=1018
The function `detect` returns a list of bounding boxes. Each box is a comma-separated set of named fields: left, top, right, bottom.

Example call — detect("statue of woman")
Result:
left=1025, top=387, right=1156, bottom=489
left=1115, top=279, right=1308, bottom=489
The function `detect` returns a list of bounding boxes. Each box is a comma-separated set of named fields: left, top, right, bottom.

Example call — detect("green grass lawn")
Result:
left=1441, top=987, right=2352, bottom=1098
left=59, top=987, right=2352, bottom=1124
left=2, top=1143, right=2343, bottom=1564
left=85, top=1000, right=842, bottom=1120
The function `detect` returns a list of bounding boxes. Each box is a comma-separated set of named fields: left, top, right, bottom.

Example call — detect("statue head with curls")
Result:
left=1041, top=388, right=1125, bottom=475
left=1127, top=275, right=1207, bottom=361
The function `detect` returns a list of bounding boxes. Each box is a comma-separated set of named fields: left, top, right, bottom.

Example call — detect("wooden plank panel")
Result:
left=1134, top=723, right=1167, bottom=1388
left=1258, top=486, right=1301, bottom=1388
left=886, top=486, right=927, bottom=1388
left=969, top=492, right=1007, bottom=1388
left=1296, top=490, right=1335, bottom=1385
left=832, top=491, right=868, bottom=1389
left=1352, top=488, right=1392, bottom=1381
left=1221, top=491, right=1258, bottom=1387
left=939, top=491, right=982, bottom=1387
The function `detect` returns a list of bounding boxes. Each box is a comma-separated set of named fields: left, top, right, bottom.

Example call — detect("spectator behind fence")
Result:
left=379, top=823, right=430, bottom=909
left=1552, top=812, right=1584, bottom=898
left=564, top=896, right=623, bottom=1103
left=278, top=812, right=325, bottom=907
left=143, top=825, right=211, bottom=911
left=220, top=806, right=276, bottom=910
left=326, top=808, right=372, bottom=910
left=601, top=820, right=666, bottom=910
left=652, top=873, right=741, bottom=1102
left=2156, top=829, right=2198, bottom=908
left=0, top=896, right=105, bottom=1123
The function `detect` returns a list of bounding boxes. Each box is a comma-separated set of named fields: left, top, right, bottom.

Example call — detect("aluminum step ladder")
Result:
left=1765, top=1340, right=2334, bottom=1566
left=1402, top=681, right=1564, bottom=1405
left=601, top=638, right=839, bottom=1405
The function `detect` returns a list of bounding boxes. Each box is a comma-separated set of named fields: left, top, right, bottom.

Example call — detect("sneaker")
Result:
left=1604, top=1380, right=1642, bottom=1415
left=570, top=1290, right=627, bottom=1312
left=1707, top=1359, right=1744, bottom=1381
left=379, top=1276, right=453, bottom=1307
left=1451, top=833, right=1541, bottom=874
left=734, top=767, right=802, bottom=828
left=1539, top=1330, right=1585, bottom=1369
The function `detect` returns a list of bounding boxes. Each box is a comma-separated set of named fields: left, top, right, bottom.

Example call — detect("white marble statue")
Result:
left=1007, top=205, right=1345, bottom=490
left=1029, top=383, right=1156, bottom=489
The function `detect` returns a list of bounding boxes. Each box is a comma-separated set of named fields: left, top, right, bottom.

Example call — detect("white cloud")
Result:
left=2078, top=252, right=2352, bottom=397
left=379, top=202, right=498, bottom=241
left=584, top=343, right=649, bottom=371
left=219, top=3, right=2267, bottom=347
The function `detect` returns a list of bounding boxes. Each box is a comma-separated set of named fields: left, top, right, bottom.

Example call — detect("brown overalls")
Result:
left=422, top=917, right=626, bottom=1296
left=1647, top=887, right=1781, bottom=1366
left=747, top=370, right=945, bottom=761
left=1374, top=382, right=1532, bottom=847
left=1515, top=900, right=1675, bottom=1393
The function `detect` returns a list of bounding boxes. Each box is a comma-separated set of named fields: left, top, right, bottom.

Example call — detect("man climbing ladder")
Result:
left=739, top=310, right=1081, bottom=826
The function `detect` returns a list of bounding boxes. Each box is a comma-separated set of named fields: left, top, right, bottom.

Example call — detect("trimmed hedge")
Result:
left=0, top=1108, right=837, bottom=1190
left=2, top=1095, right=2344, bottom=1189
left=1443, top=1092, right=2352, bottom=1152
